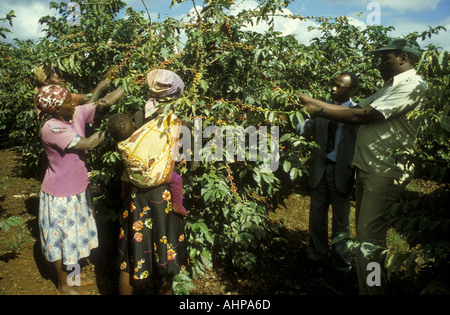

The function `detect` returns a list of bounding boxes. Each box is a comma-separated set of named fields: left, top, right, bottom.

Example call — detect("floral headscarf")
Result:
left=35, top=85, right=68, bottom=115
left=144, top=69, right=185, bottom=118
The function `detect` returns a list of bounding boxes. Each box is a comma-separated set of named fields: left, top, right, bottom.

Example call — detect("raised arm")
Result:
left=73, top=87, right=124, bottom=150
left=72, top=131, right=105, bottom=150
left=76, top=79, right=112, bottom=104
left=298, top=93, right=384, bottom=125
left=88, top=79, right=112, bottom=103
left=95, top=87, right=125, bottom=112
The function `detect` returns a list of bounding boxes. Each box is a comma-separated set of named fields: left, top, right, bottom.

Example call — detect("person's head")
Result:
left=45, top=67, right=66, bottom=86
left=374, top=38, right=421, bottom=81
left=33, top=64, right=66, bottom=87
left=35, top=85, right=74, bottom=121
left=331, top=72, right=359, bottom=104
left=107, top=113, right=136, bottom=142
left=145, top=69, right=185, bottom=117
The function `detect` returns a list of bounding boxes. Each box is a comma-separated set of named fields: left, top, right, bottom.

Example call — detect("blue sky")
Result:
left=1, top=0, right=449, bottom=50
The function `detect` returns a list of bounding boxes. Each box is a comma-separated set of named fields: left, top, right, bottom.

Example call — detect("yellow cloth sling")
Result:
left=117, top=112, right=181, bottom=188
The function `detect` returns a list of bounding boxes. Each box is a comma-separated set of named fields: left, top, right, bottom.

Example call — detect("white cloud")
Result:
left=372, top=0, right=440, bottom=13
left=227, top=0, right=322, bottom=45
left=388, top=16, right=450, bottom=51
left=339, top=13, right=450, bottom=51
left=348, top=16, right=367, bottom=29
left=279, top=16, right=323, bottom=45
left=0, top=0, right=57, bottom=42
left=325, top=0, right=441, bottom=13
left=326, top=13, right=450, bottom=51
left=230, top=0, right=450, bottom=51
left=2, top=0, right=447, bottom=51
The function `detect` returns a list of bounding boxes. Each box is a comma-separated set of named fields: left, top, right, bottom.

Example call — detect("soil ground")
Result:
left=0, top=147, right=436, bottom=295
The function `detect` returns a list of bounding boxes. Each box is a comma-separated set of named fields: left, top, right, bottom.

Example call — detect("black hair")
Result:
left=339, top=71, right=360, bottom=89
left=107, top=113, right=135, bottom=141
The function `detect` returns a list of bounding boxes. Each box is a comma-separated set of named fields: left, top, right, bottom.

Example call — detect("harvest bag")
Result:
left=117, top=112, right=181, bottom=188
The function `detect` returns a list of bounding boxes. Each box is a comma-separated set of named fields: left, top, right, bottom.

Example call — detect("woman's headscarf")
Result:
left=35, top=85, right=68, bottom=115
left=144, top=69, right=185, bottom=118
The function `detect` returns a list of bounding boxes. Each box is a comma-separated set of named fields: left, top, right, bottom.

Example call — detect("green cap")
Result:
left=374, top=38, right=421, bottom=57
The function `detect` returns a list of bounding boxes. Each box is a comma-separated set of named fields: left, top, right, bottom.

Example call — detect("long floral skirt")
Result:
left=39, top=189, right=99, bottom=265
left=118, top=184, right=188, bottom=283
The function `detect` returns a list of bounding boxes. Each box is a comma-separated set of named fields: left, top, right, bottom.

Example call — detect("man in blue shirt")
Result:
left=298, top=72, right=360, bottom=281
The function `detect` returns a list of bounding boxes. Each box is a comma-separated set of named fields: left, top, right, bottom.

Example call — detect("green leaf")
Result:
left=0, top=216, right=23, bottom=232
left=160, top=47, right=169, bottom=59
left=438, top=115, right=450, bottom=132
left=386, top=252, right=411, bottom=280
left=289, top=167, right=298, bottom=181
left=360, top=242, right=385, bottom=259
left=200, top=79, right=208, bottom=92
left=283, top=160, right=291, bottom=172
left=332, top=232, right=351, bottom=244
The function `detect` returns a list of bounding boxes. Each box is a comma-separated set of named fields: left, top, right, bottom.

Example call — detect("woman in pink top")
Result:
left=36, top=84, right=123, bottom=295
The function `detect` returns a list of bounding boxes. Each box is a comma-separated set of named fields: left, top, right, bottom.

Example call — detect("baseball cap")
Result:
left=374, top=38, right=422, bottom=57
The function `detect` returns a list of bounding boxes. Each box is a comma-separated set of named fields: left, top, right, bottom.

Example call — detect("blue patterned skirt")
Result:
left=39, top=189, right=99, bottom=265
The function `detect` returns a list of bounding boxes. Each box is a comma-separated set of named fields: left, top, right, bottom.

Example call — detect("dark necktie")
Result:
left=326, top=120, right=338, bottom=154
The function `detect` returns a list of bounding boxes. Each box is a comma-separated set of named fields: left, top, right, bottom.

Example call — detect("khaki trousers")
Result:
left=354, top=169, right=408, bottom=295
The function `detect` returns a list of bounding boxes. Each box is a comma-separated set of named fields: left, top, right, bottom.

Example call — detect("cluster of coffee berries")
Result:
left=226, top=164, right=237, bottom=194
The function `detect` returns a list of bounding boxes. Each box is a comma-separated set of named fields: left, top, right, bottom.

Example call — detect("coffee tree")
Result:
left=1, top=0, right=448, bottom=290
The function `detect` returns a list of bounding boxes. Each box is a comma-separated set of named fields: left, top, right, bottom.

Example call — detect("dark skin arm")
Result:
left=78, top=79, right=112, bottom=104
left=81, top=66, right=121, bottom=104
left=298, top=93, right=385, bottom=125
left=72, top=131, right=105, bottom=150
left=72, top=88, right=124, bottom=150
left=95, top=87, right=125, bottom=112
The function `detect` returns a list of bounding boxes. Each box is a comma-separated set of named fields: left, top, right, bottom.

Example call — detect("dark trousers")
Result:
left=354, top=169, right=408, bottom=294
left=307, top=162, right=352, bottom=273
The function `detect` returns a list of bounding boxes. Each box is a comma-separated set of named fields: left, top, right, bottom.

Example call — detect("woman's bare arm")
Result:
left=72, top=131, right=105, bottom=150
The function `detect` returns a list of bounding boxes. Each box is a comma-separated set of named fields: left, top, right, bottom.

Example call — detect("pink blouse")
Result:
left=40, top=103, right=96, bottom=197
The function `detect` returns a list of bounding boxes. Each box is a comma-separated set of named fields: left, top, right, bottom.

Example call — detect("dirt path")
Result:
left=0, top=147, right=357, bottom=295
left=0, top=148, right=56, bottom=294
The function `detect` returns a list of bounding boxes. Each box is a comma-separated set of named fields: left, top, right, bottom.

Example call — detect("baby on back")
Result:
left=107, top=113, right=187, bottom=217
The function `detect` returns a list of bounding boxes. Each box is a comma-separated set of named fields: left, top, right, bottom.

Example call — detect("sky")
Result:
left=0, top=0, right=449, bottom=50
